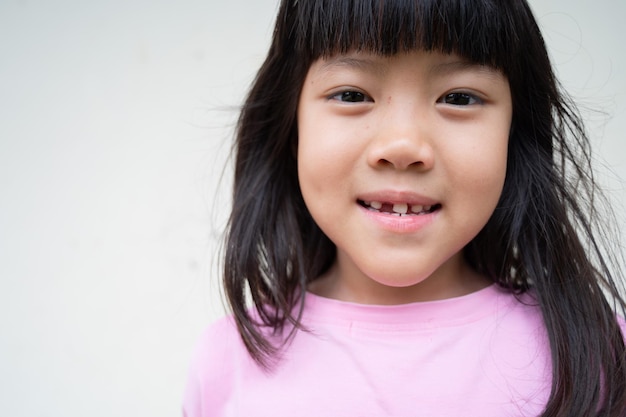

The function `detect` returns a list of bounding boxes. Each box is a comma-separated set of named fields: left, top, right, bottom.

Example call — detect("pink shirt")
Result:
left=183, top=285, right=553, bottom=416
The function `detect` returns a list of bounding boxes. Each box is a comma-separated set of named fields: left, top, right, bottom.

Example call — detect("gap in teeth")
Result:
left=360, top=200, right=437, bottom=215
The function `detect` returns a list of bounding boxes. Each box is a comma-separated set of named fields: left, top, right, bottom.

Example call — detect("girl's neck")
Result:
left=308, top=255, right=492, bottom=305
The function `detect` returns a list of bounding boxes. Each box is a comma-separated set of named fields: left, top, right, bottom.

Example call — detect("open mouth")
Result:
left=358, top=200, right=441, bottom=216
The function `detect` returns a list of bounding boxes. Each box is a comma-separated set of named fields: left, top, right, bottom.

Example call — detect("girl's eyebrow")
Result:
left=318, top=56, right=388, bottom=76
left=428, top=60, right=502, bottom=80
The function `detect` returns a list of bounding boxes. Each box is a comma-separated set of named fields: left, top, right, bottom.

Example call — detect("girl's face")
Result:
left=297, top=50, right=512, bottom=305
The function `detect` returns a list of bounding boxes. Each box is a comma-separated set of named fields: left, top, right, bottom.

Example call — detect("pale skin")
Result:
left=297, top=50, right=513, bottom=305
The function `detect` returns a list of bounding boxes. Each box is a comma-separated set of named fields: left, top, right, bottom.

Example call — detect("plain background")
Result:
left=1, top=0, right=625, bottom=416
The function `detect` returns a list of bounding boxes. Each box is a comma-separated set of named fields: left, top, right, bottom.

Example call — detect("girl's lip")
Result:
left=357, top=201, right=439, bottom=233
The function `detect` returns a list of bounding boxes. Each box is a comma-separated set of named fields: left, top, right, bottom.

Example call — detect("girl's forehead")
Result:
left=311, top=50, right=504, bottom=78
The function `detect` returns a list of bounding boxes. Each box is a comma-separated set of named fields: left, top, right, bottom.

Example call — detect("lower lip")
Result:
left=358, top=205, right=438, bottom=234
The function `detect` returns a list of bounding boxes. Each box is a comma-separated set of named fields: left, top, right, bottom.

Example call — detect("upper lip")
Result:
left=357, top=190, right=440, bottom=206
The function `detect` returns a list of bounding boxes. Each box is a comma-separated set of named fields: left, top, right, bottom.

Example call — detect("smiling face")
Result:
left=297, top=50, right=512, bottom=305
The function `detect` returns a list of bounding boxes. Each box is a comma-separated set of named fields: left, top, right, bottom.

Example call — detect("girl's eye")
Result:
left=438, top=92, right=481, bottom=106
left=330, top=90, right=372, bottom=103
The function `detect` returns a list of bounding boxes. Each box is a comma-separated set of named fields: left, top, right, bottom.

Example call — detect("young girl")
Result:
left=184, top=0, right=626, bottom=415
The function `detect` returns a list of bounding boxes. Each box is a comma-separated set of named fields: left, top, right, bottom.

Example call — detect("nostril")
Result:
left=376, top=158, right=426, bottom=171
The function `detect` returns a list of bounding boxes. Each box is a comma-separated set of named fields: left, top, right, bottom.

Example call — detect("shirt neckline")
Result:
left=302, top=284, right=516, bottom=329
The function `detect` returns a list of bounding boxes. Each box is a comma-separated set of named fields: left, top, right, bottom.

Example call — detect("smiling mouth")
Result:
left=358, top=200, right=442, bottom=216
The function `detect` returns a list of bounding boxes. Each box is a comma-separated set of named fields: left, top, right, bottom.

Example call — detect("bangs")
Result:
left=289, top=0, right=526, bottom=73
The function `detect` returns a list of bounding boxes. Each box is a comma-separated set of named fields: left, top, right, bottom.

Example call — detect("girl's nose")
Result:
left=366, top=109, right=435, bottom=171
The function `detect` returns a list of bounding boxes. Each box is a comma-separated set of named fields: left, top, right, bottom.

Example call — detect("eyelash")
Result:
left=437, top=92, right=483, bottom=106
left=328, top=89, right=483, bottom=106
left=328, top=90, right=373, bottom=103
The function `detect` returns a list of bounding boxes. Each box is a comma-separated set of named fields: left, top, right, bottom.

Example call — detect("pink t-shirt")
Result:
left=183, top=285, right=553, bottom=416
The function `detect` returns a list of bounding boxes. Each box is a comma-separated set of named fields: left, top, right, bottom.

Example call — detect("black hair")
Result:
left=223, top=0, right=626, bottom=415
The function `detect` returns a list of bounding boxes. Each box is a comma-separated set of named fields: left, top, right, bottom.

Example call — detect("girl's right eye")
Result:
left=329, top=90, right=372, bottom=103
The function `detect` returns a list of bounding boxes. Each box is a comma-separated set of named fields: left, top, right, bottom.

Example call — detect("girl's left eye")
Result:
left=438, top=92, right=482, bottom=106
left=329, top=90, right=372, bottom=103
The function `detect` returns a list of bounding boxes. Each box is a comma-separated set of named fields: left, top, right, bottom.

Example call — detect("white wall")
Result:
left=0, top=1, right=624, bottom=416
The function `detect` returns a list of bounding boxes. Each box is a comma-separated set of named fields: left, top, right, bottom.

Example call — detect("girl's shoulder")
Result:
left=182, top=315, right=246, bottom=417
left=188, top=315, right=241, bottom=369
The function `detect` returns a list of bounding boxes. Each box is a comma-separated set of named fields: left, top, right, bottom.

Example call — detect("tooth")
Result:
left=411, top=205, right=423, bottom=213
left=370, top=201, right=382, bottom=209
left=392, top=203, right=408, bottom=214
left=423, top=205, right=431, bottom=212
